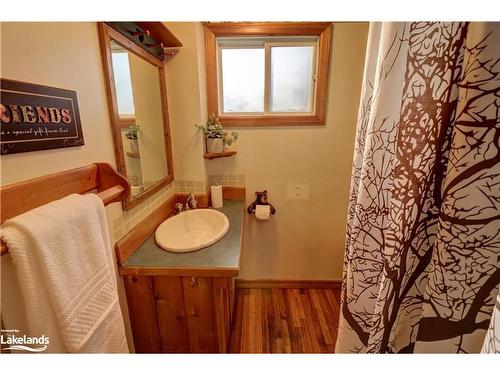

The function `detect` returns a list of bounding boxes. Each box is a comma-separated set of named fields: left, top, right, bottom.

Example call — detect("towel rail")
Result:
left=0, top=163, right=130, bottom=256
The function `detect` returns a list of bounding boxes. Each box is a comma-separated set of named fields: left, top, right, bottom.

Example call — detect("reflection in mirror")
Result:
left=110, top=41, right=168, bottom=196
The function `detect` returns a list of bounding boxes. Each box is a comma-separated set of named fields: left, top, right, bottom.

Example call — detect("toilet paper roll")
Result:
left=211, top=185, right=223, bottom=208
left=255, top=204, right=270, bottom=220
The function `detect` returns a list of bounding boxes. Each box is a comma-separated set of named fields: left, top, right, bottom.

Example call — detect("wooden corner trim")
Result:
left=204, top=25, right=218, bottom=119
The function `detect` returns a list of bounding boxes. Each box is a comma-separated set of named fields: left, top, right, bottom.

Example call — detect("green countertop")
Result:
left=121, top=199, right=244, bottom=276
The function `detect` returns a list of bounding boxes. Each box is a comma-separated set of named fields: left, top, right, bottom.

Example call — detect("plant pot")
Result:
left=206, top=137, right=224, bottom=153
left=129, top=139, right=139, bottom=154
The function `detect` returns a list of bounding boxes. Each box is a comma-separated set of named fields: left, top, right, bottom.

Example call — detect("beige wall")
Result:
left=163, top=22, right=207, bottom=183
left=0, top=22, right=171, bottom=351
left=0, top=22, right=368, bottom=348
left=0, top=22, right=124, bottom=339
left=165, top=22, right=368, bottom=280
left=210, top=23, right=368, bottom=280
left=0, top=23, right=116, bottom=184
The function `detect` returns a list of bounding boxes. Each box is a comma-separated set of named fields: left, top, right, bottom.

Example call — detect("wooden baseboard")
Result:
left=235, top=279, right=342, bottom=289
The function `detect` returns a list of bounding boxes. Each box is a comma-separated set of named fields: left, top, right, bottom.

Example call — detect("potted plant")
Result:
left=223, top=130, right=239, bottom=150
left=196, top=113, right=223, bottom=153
left=196, top=113, right=239, bottom=153
left=126, top=124, right=140, bottom=154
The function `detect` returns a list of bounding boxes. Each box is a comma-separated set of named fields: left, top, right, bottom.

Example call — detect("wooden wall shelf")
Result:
left=136, top=22, right=183, bottom=48
left=204, top=151, right=237, bottom=160
left=106, top=22, right=182, bottom=61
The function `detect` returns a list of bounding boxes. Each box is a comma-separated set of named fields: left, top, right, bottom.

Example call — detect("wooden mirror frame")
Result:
left=98, top=22, right=174, bottom=210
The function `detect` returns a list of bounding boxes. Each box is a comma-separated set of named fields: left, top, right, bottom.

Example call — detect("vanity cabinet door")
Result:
left=181, top=276, right=234, bottom=353
left=123, top=274, right=234, bottom=353
left=153, top=276, right=189, bottom=353
left=123, top=275, right=161, bottom=353
left=182, top=277, right=218, bottom=353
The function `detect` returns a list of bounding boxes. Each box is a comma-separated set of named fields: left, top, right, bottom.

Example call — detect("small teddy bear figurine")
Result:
left=247, top=190, right=276, bottom=215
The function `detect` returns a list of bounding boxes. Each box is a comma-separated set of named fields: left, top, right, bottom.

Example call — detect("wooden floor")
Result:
left=229, top=288, right=341, bottom=353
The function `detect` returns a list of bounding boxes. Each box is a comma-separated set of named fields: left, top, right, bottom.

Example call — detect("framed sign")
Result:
left=0, top=79, right=84, bottom=154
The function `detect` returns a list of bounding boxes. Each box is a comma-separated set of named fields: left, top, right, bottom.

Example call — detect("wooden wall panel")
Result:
left=182, top=276, right=217, bottom=353
left=123, top=275, right=161, bottom=353
left=153, top=276, right=189, bottom=353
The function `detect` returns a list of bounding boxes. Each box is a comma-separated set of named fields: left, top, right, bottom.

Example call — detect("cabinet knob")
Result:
left=190, top=276, right=197, bottom=286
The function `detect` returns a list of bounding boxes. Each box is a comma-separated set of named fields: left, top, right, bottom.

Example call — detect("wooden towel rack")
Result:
left=0, top=163, right=130, bottom=256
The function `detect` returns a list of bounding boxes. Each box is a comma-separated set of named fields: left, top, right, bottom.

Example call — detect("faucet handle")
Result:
left=174, top=202, right=184, bottom=214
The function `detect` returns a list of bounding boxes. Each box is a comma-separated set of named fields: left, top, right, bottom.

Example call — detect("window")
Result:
left=110, top=41, right=136, bottom=128
left=111, top=50, right=135, bottom=117
left=218, top=39, right=316, bottom=114
left=220, top=47, right=265, bottom=113
left=204, top=23, right=332, bottom=126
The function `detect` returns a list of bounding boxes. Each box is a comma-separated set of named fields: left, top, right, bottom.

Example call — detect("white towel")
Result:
left=1, top=193, right=128, bottom=353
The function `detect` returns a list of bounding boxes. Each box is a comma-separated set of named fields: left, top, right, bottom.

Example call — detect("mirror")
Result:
left=99, top=23, right=174, bottom=210
left=110, top=41, right=168, bottom=191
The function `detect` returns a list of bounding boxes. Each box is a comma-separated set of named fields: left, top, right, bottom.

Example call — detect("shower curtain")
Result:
left=336, top=22, right=500, bottom=353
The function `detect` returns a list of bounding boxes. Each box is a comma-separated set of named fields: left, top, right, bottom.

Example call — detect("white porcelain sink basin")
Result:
left=155, top=209, right=230, bottom=253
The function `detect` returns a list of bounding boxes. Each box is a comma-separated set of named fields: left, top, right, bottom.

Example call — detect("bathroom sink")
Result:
left=155, top=209, right=230, bottom=253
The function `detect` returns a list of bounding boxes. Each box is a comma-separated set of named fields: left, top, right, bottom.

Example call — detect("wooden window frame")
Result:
left=204, top=22, right=333, bottom=127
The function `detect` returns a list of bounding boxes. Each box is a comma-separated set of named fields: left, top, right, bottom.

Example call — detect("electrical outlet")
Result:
left=286, top=184, right=310, bottom=200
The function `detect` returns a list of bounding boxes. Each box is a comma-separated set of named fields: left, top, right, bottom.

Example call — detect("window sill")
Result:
left=218, top=114, right=325, bottom=127
left=204, top=150, right=237, bottom=160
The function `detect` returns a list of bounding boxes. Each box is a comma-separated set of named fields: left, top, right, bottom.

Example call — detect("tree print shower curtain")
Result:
left=336, top=22, right=500, bottom=353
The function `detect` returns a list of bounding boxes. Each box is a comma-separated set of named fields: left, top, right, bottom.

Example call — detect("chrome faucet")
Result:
left=173, top=193, right=198, bottom=215
left=185, top=192, right=198, bottom=210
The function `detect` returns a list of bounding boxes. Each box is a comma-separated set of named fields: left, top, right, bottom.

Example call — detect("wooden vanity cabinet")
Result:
left=123, top=275, right=235, bottom=353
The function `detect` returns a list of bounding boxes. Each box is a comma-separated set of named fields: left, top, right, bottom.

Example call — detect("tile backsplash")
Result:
left=207, top=174, right=245, bottom=187
left=174, top=179, right=207, bottom=194
left=112, top=181, right=175, bottom=240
